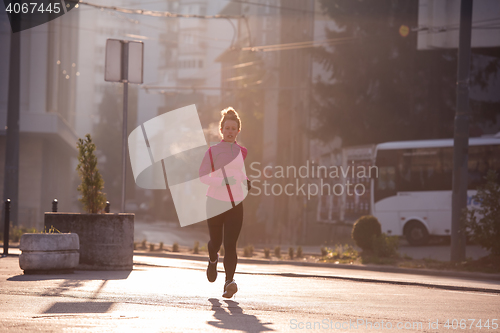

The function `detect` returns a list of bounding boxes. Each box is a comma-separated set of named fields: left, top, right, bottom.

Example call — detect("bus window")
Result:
left=374, top=150, right=398, bottom=202
left=468, top=145, right=500, bottom=189
left=378, top=166, right=396, bottom=191
left=431, top=147, right=453, bottom=191
left=398, top=148, right=448, bottom=192
left=376, top=147, right=454, bottom=199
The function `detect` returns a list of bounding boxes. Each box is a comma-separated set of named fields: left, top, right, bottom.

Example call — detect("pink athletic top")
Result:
left=199, top=140, right=248, bottom=202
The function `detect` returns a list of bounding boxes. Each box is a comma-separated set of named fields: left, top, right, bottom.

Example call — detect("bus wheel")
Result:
left=405, top=221, right=429, bottom=246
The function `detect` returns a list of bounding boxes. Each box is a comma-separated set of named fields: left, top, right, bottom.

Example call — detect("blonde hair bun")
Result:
left=221, top=108, right=237, bottom=116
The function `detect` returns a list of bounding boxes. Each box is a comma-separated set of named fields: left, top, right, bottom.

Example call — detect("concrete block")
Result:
left=19, top=233, right=80, bottom=273
left=44, top=213, right=134, bottom=271
left=20, top=233, right=79, bottom=252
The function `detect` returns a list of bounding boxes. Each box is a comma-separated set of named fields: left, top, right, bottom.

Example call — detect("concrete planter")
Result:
left=44, top=213, right=134, bottom=271
left=19, top=233, right=80, bottom=274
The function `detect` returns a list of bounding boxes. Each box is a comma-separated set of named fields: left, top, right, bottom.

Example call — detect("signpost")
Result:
left=105, top=39, right=144, bottom=212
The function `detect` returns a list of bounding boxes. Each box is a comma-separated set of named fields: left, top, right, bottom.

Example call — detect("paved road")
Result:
left=1, top=254, right=498, bottom=332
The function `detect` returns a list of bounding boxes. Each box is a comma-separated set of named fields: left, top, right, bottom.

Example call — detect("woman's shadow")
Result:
left=207, top=298, right=274, bottom=333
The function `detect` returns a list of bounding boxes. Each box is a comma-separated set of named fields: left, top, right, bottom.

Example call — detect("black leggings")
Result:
left=206, top=197, right=243, bottom=282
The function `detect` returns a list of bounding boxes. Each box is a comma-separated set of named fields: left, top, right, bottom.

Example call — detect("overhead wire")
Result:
left=70, top=3, right=237, bottom=53
left=225, top=18, right=238, bottom=47
left=76, top=1, right=326, bottom=50
left=76, top=1, right=320, bottom=49
left=412, top=17, right=500, bottom=33
left=73, top=1, right=354, bottom=91
left=77, top=1, right=244, bottom=19
left=226, top=0, right=321, bottom=15
left=143, top=84, right=307, bottom=93
left=76, top=1, right=240, bottom=45
left=142, top=59, right=265, bottom=92
left=139, top=31, right=352, bottom=88
left=241, top=36, right=356, bottom=52
left=72, top=0, right=263, bottom=73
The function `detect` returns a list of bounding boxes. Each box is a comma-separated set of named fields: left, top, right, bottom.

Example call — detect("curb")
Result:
left=244, top=272, right=500, bottom=295
left=133, top=250, right=500, bottom=282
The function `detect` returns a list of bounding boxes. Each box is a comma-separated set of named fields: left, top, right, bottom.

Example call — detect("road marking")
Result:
left=441, top=289, right=498, bottom=297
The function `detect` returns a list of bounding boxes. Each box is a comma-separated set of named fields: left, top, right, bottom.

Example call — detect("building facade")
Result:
left=0, top=11, right=80, bottom=229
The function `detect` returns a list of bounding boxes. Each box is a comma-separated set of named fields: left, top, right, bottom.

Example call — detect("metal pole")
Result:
left=2, top=28, right=21, bottom=229
left=3, top=199, right=11, bottom=256
left=121, top=41, right=129, bottom=213
left=451, top=0, right=473, bottom=262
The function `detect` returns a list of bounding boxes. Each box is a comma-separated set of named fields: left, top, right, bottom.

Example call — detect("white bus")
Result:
left=371, top=137, right=500, bottom=245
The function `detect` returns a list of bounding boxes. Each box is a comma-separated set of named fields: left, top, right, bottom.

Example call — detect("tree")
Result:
left=313, top=1, right=421, bottom=145
left=76, top=134, right=107, bottom=213
left=469, top=52, right=500, bottom=133
left=465, top=170, right=500, bottom=255
left=313, top=0, right=500, bottom=146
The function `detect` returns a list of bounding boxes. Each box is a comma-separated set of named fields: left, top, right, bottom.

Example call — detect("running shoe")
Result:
left=222, top=279, right=238, bottom=298
left=206, top=254, right=218, bottom=282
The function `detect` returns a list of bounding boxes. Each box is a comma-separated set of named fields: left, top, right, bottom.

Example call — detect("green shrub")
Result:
left=352, top=215, right=382, bottom=252
left=141, top=239, right=147, bottom=249
left=76, top=134, right=107, bottom=213
left=296, top=246, right=303, bottom=258
left=372, top=233, right=399, bottom=258
left=43, top=226, right=61, bottom=234
left=465, top=170, right=500, bottom=255
left=320, top=246, right=328, bottom=257
left=149, top=243, right=155, bottom=251
left=274, top=246, right=281, bottom=258
left=340, top=244, right=358, bottom=260
left=0, top=224, right=37, bottom=243
left=159, top=242, right=164, bottom=250
left=288, top=247, right=294, bottom=260
left=193, top=241, right=199, bottom=254
left=172, top=242, right=179, bottom=252
left=333, top=244, right=351, bottom=259
left=264, top=248, right=270, bottom=258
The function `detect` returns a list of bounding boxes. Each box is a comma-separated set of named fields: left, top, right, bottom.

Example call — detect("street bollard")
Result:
left=105, top=201, right=110, bottom=213
left=3, top=199, right=10, bottom=256
left=52, top=199, right=58, bottom=212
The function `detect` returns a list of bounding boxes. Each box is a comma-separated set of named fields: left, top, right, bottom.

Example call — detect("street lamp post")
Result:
left=2, top=25, right=21, bottom=229
left=451, top=0, right=473, bottom=262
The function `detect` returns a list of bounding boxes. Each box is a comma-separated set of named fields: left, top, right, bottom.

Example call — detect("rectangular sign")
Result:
left=105, top=39, right=144, bottom=84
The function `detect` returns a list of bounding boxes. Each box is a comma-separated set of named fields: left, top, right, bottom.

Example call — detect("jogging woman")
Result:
left=199, top=107, right=249, bottom=298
